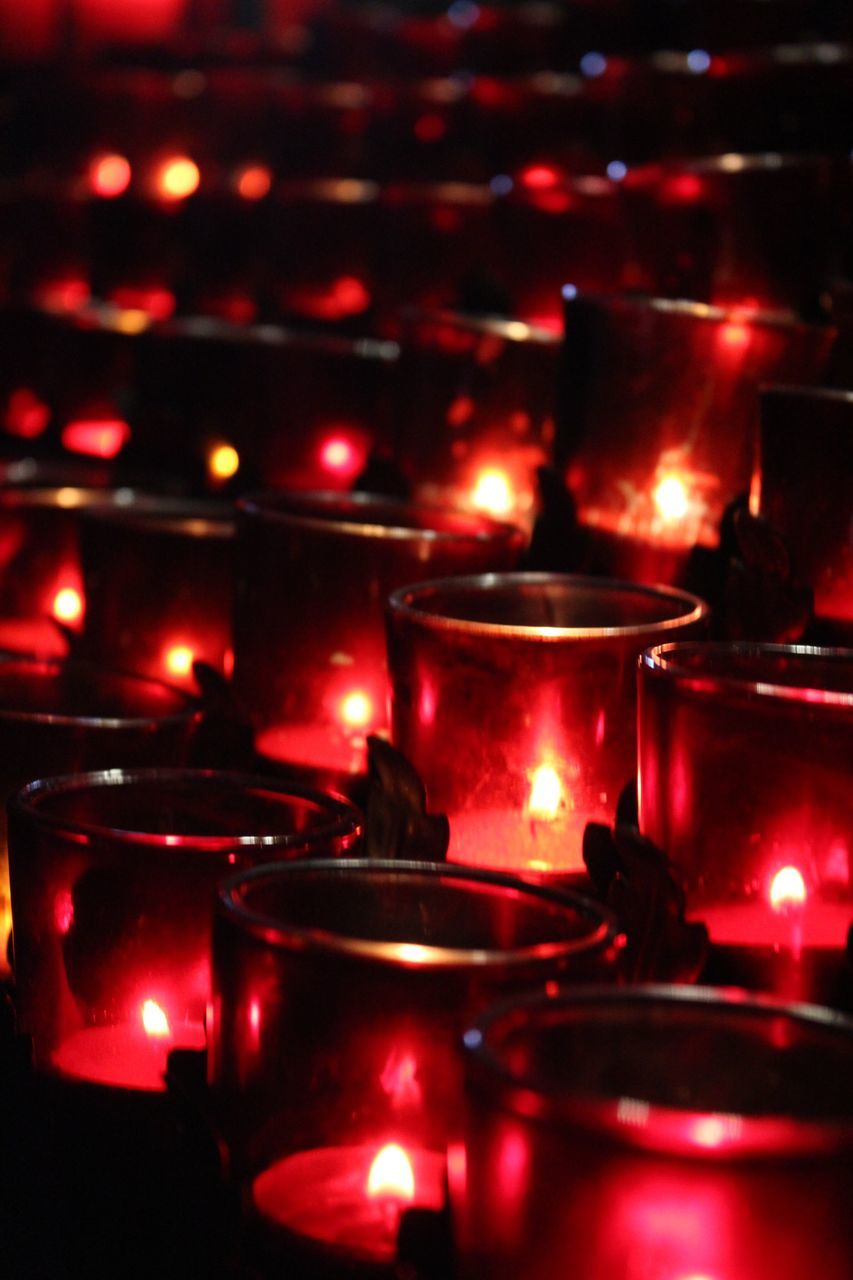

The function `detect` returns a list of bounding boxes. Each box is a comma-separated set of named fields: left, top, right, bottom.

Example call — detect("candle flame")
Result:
left=141, top=999, right=170, bottom=1038
left=653, top=473, right=690, bottom=523
left=208, top=442, right=240, bottom=481
left=528, top=764, right=562, bottom=820
left=90, top=152, right=131, bottom=198
left=165, top=644, right=195, bottom=679
left=366, top=1144, right=415, bottom=1202
left=339, top=690, right=373, bottom=730
left=471, top=468, right=513, bottom=517
left=769, top=866, right=807, bottom=911
left=320, top=435, right=359, bottom=476
left=156, top=156, right=200, bottom=201
left=52, top=586, right=83, bottom=624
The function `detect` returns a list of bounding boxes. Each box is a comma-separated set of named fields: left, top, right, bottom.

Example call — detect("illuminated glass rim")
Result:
left=641, top=642, right=853, bottom=709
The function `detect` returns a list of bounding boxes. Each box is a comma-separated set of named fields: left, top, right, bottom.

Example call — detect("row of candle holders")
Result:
left=7, top=39, right=853, bottom=174
left=6, top=149, right=853, bottom=326
left=0, top=632, right=850, bottom=1274
left=1, top=295, right=849, bottom=626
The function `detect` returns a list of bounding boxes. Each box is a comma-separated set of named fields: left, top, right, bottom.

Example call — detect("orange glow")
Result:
left=320, top=435, right=359, bottom=477
left=339, top=690, right=373, bottom=729
left=141, top=999, right=170, bottom=1038
left=471, top=467, right=513, bottom=516
left=208, top=442, right=240, bottom=481
left=770, top=866, right=807, bottom=911
left=52, top=586, right=83, bottom=624
left=719, top=320, right=751, bottom=350
left=236, top=164, right=272, bottom=200
left=527, top=764, right=562, bottom=820
left=89, top=152, right=132, bottom=198
left=520, top=164, right=560, bottom=191
left=61, top=418, right=130, bottom=459
left=653, top=472, right=690, bottom=523
left=5, top=387, right=50, bottom=438
left=331, top=275, right=370, bottom=315
left=109, top=285, right=175, bottom=320
left=156, top=156, right=200, bottom=201
left=165, top=644, right=195, bottom=678
left=366, top=1144, right=415, bottom=1202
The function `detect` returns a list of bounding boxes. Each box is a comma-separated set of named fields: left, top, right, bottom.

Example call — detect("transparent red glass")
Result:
left=79, top=497, right=235, bottom=690
left=638, top=642, right=853, bottom=1000
left=388, top=574, right=708, bottom=878
left=209, top=859, right=620, bottom=1274
left=8, top=769, right=361, bottom=1091
left=453, top=986, right=853, bottom=1280
left=234, top=492, right=523, bottom=794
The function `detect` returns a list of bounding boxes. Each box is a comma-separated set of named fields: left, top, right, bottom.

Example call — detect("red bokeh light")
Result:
left=61, top=418, right=131, bottom=459
left=5, top=388, right=50, bottom=439
left=89, top=152, right=132, bottom=198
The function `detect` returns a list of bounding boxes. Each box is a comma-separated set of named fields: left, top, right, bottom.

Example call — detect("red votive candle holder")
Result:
left=79, top=497, right=235, bottom=690
left=755, top=386, right=853, bottom=635
left=208, top=859, right=620, bottom=1277
left=452, top=986, right=853, bottom=1280
left=8, top=769, right=362, bottom=1092
left=234, top=492, right=523, bottom=796
left=388, top=574, right=707, bottom=878
left=638, top=642, right=853, bottom=1002
left=0, top=655, right=198, bottom=977
left=561, top=294, right=834, bottom=585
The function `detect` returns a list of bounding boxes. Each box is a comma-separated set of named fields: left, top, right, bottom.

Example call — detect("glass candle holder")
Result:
left=394, top=312, right=560, bottom=532
left=755, top=386, right=853, bottom=633
left=8, top=769, right=362, bottom=1091
left=0, top=486, right=137, bottom=635
left=452, top=986, right=853, bottom=1280
left=208, top=859, right=620, bottom=1275
left=638, top=643, right=853, bottom=1002
left=561, top=294, right=835, bottom=585
left=234, top=492, right=523, bottom=794
left=0, top=656, right=199, bottom=977
left=388, top=574, right=707, bottom=878
left=79, top=497, right=235, bottom=690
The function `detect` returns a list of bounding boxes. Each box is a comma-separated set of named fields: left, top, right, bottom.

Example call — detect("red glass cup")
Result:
left=561, top=293, right=835, bottom=584
left=79, top=497, right=235, bottom=690
left=234, top=492, right=523, bottom=795
left=388, top=574, right=708, bottom=879
left=755, top=386, right=853, bottom=634
left=452, top=986, right=853, bottom=1280
left=638, top=642, right=853, bottom=1002
left=0, top=655, right=198, bottom=976
left=8, top=769, right=362, bottom=1091
left=208, top=859, right=620, bottom=1275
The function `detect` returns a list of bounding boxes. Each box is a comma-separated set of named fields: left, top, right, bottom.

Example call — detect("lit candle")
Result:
left=252, top=1141, right=445, bottom=1265
left=52, top=999, right=205, bottom=1092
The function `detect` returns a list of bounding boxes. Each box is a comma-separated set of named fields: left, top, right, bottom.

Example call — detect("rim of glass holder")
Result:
left=217, top=858, right=619, bottom=970
left=461, top=984, right=853, bottom=1160
left=0, top=655, right=199, bottom=730
left=10, top=768, right=363, bottom=852
left=239, top=490, right=525, bottom=547
left=641, top=642, right=853, bottom=710
left=388, top=572, right=708, bottom=641
left=81, top=495, right=235, bottom=540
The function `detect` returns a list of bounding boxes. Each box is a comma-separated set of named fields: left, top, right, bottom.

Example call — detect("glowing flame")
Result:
left=156, top=156, right=200, bottom=201
left=471, top=468, right=513, bottom=516
left=52, top=587, right=83, bottom=624
left=528, top=764, right=562, bottom=820
left=339, top=690, right=373, bottom=729
left=653, top=473, right=690, bottom=523
left=769, top=866, right=807, bottom=911
left=141, top=999, right=170, bottom=1038
left=719, top=320, right=751, bottom=350
left=165, top=644, right=195, bottom=678
left=89, top=153, right=131, bottom=198
left=366, top=1144, right=415, bottom=1202
left=208, top=443, right=240, bottom=481
left=320, top=435, right=359, bottom=476
left=236, top=165, right=272, bottom=201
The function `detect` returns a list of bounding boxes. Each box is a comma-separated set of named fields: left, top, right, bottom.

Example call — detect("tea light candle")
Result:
left=252, top=1140, right=445, bottom=1265
left=638, top=643, right=853, bottom=1001
left=52, top=998, right=206, bottom=1092
left=388, top=574, right=707, bottom=878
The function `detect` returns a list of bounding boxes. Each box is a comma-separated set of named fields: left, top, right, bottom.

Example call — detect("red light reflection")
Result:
left=61, top=418, right=130, bottom=459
